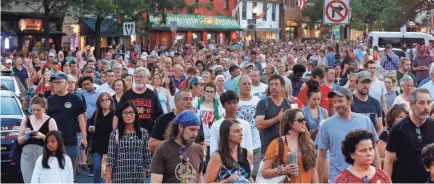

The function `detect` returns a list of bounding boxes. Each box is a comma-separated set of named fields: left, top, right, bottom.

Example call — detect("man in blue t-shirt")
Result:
left=315, top=87, right=381, bottom=183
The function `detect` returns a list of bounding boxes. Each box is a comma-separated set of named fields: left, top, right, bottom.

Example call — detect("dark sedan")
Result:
left=1, top=89, right=26, bottom=177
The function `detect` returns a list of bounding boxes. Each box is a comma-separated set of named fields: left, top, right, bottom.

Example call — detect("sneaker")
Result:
left=87, top=173, right=94, bottom=177
left=88, top=167, right=94, bottom=177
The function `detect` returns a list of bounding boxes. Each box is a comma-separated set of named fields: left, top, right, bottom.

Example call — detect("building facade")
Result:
left=146, top=0, right=241, bottom=49
left=281, top=0, right=303, bottom=41
left=237, top=0, right=282, bottom=41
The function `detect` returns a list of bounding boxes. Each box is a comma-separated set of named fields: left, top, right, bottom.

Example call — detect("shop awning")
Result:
left=81, top=18, right=123, bottom=37
left=148, top=14, right=242, bottom=31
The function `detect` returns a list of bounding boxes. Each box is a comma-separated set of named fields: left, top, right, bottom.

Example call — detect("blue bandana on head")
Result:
left=173, top=110, right=201, bottom=126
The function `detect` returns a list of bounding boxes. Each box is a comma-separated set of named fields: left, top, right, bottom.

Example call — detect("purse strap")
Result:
left=277, top=137, right=284, bottom=166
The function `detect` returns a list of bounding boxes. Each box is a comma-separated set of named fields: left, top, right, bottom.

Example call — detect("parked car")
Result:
left=0, top=69, right=30, bottom=110
left=0, top=89, right=26, bottom=176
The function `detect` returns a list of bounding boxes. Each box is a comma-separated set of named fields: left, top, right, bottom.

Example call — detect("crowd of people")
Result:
left=4, top=38, right=434, bottom=183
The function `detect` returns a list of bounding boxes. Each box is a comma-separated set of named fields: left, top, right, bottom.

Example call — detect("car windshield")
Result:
left=0, top=96, right=21, bottom=115
left=1, top=78, right=15, bottom=92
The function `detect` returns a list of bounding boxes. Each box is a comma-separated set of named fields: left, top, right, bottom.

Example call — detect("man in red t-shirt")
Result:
left=298, top=67, right=335, bottom=115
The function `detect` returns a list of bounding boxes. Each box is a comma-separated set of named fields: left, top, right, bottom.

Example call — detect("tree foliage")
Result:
left=302, top=0, right=324, bottom=29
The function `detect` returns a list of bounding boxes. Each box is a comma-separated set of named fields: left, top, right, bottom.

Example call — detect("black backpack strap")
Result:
left=277, top=137, right=284, bottom=166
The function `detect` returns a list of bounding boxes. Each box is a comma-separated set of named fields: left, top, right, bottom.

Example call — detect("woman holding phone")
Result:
left=17, top=94, right=58, bottom=183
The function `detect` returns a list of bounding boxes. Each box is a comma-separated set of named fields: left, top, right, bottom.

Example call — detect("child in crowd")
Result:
left=422, top=143, right=434, bottom=183
left=31, top=131, right=74, bottom=183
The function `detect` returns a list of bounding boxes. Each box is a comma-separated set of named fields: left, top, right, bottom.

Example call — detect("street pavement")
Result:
left=76, top=169, right=94, bottom=183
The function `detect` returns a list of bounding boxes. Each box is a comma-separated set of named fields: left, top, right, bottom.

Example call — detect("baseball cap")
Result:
left=357, top=71, right=371, bottom=82
left=52, top=61, right=59, bottom=65
left=190, top=76, right=205, bottom=85
left=173, top=110, right=200, bottom=126
left=50, top=72, right=67, bottom=81
left=5, top=59, right=12, bottom=64
left=49, top=52, right=55, bottom=57
left=328, top=86, right=353, bottom=99
left=242, top=61, right=254, bottom=68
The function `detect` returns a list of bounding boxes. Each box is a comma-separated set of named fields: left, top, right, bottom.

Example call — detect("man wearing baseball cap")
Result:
left=189, top=76, right=205, bottom=99
left=46, top=72, right=88, bottom=177
left=150, top=110, right=205, bottom=183
left=315, top=86, right=381, bottom=183
left=351, top=71, right=383, bottom=135
left=4, top=59, right=13, bottom=69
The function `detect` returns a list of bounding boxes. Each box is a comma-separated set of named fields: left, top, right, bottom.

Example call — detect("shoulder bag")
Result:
left=101, top=129, right=119, bottom=180
left=255, top=138, right=287, bottom=183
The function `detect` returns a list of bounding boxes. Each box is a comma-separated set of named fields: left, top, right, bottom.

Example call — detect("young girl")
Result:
left=31, top=130, right=73, bottom=183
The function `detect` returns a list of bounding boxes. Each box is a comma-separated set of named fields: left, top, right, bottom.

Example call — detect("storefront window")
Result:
left=207, top=33, right=216, bottom=43
left=177, top=32, right=187, bottom=46
left=192, top=32, right=203, bottom=43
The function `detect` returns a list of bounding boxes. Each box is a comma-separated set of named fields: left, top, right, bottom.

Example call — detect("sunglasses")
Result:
left=294, top=118, right=306, bottom=123
left=179, top=147, right=189, bottom=164
left=415, top=127, right=422, bottom=143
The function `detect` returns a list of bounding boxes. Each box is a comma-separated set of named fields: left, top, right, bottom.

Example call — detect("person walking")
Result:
left=150, top=110, right=205, bottom=183
left=384, top=88, right=434, bottom=183
left=106, top=101, right=151, bottom=183
left=261, top=109, right=318, bottom=183
left=111, top=78, right=128, bottom=108
left=205, top=119, right=254, bottom=183
left=18, top=95, right=58, bottom=183
left=31, top=131, right=74, bottom=183
left=334, top=130, right=392, bottom=183
left=302, top=80, right=328, bottom=140
left=316, top=87, right=381, bottom=183
left=88, top=92, right=115, bottom=183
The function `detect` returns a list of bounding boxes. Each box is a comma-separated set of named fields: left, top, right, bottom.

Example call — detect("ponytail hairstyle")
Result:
left=31, top=93, right=48, bottom=109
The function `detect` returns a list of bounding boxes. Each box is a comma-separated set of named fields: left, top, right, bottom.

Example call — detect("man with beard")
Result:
left=351, top=71, right=384, bottom=135
left=210, top=90, right=253, bottom=154
left=384, top=88, right=434, bottom=183
left=150, top=110, right=204, bottom=183
left=255, top=75, right=291, bottom=158
left=396, top=58, right=417, bottom=87
left=148, top=89, right=205, bottom=153
left=113, top=67, right=163, bottom=134
left=316, top=87, right=380, bottom=183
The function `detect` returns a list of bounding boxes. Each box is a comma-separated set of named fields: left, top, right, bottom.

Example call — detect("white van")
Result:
left=367, top=32, right=434, bottom=49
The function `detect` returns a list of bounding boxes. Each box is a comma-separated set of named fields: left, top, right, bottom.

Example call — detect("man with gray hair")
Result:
left=384, top=88, right=434, bottom=183
left=148, top=89, right=205, bottom=153
left=421, top=64, right=434, bottom=101
left=113, top=67, right=164, bottom=134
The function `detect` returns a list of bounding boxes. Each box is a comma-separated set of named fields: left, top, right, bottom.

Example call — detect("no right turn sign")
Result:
left=324, top=0, right=350, bottom=24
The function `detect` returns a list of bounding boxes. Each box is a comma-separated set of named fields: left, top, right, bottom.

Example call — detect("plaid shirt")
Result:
left=380, top=52, right=400, bottom=71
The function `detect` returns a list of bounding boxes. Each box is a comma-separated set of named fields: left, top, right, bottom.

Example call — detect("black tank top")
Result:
left=24, top=117, right=50, bottom=147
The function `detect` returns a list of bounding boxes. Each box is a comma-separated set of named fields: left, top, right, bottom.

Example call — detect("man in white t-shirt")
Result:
left=250, top=69, right=267, bottom=98
left=210, top=90, right=253, bottom=155
left=365, top=60, right=388, bottom=114
left=236, top=75, right=261, bottom=178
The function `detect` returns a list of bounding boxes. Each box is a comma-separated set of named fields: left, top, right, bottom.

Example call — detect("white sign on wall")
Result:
left=123, top=22, right=136, bottom=36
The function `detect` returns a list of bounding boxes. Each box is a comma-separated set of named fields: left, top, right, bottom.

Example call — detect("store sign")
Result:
left=19, top=19, right=42, bottom=31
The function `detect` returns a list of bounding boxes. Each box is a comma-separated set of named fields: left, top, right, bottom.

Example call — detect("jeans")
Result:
left=92, top=152, right=105, bottom=183
left=65, top=145, right=78, bottom=164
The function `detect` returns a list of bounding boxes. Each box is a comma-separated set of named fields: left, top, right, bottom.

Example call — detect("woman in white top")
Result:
left=152, top=73, right=171, bottom=113
left=162, top=75, right=177, bottom=112
left=31, top=130, right=73, bottom=183
left=392, top=74, right=414, bottom=110
left=214, top=75, right=226, bottom=97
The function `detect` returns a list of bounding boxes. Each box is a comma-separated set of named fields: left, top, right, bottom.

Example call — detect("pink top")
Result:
left=334, top=168, right=392, bottom=183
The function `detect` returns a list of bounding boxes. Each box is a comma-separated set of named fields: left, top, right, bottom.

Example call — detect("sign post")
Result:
left=170, top=21, right=177, bottom=47
left=324, top=0, right=350, bottom=62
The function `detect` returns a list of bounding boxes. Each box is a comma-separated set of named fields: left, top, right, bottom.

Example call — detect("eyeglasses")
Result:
left=205, top=90, right=215, bottom=94
left=122, top=111, right=135, bottom=116
left=52, top=81, right=65, bottom=85
left=294, top=118, right=306, bottom=123
left=415, top=127, right=422, bottom=143
left=134, top=75, right=147, bottom=79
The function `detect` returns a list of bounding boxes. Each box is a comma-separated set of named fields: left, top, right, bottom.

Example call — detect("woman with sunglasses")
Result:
left=392, top=74, right=414, bottom=110
left=377, top=104, right=408, bottom=164
left=205, top=119, right=253, bottom=183
left=261, top=109, right=318, bottom=183
left=334, top=129, right=392, bottom=183
left=106, top=101, right=151, bottom=183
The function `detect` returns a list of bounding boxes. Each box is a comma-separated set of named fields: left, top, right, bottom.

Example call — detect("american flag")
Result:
left=255, top=12, right=265, bottom=19
left=298, top=0, right=307, bottom=10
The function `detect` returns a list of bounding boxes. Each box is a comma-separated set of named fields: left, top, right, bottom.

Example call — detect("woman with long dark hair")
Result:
left=261, top=109, right=318, bottom=183
left=88, top=92, right=115, bottom=183
left=205, top=119, right=253, bottom=183
left=31, top=130, right=73, bottom=183
left=18, top=94, right=58, bottom=183
left=106, top=101, right=151, bottom=183
left=162, top=74, right=177, bottom=112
